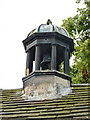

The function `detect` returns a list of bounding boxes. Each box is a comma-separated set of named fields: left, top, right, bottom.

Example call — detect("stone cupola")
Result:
left=22, top=20, right=74, bottom=100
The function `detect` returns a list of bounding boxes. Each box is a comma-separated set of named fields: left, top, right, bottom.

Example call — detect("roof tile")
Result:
left=1, top=85, right=90, bottom=119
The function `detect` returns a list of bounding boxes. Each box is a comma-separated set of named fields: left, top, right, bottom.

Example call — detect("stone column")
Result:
left=51, top=44, right=57, bottom=70
left=26, top=51, right=32, bottom=76
left=26, top=50, right=33, bottom=76
left=35, top=45, right=41, bottom=70
left=64, top=48, right=69, bottom=75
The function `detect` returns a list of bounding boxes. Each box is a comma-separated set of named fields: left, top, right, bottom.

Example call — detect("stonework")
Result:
left=22, top=70, right=72, bottom=100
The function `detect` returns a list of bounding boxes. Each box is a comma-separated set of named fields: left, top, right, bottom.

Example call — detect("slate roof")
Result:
left=0, top=84, right=90, bottom=120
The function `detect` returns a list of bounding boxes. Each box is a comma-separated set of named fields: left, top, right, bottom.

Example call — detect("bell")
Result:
left=40, top=54, right=51, bottom=70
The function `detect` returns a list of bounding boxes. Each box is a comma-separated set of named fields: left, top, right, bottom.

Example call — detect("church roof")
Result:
left=0, top=84, right=90, bottom=119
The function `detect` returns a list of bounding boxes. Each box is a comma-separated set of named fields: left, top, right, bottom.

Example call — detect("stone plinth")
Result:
left=22, top=70, right=72, bottom=100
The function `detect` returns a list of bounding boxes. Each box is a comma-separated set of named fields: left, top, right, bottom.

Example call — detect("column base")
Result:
left=22, top=70, right=72, bottom=101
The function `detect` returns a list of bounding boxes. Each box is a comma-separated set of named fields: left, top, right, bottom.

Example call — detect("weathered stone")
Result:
left=23, top=70, right=72, bottom=100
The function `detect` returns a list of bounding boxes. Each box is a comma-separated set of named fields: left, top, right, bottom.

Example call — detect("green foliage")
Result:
left=62, top=1, right=90, bottom=83
left=60, top=62, right=64, bottom=73
left=76, top=0, right=90, bottom=4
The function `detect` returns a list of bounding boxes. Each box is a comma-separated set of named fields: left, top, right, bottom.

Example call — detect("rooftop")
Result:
left=0, top=84, right=90, bottom=120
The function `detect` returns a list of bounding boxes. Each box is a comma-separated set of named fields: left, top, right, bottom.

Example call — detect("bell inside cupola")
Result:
left=40, top=45, right=51, bottom=70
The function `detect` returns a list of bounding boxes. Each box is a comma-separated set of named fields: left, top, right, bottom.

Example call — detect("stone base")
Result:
left=22, top=70, right=72, bottom=101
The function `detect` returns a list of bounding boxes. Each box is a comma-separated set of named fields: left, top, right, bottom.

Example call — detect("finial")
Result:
left=47, top=19, right=52, bottom=25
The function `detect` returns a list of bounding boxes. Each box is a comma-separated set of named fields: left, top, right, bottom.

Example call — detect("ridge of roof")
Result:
left=71, top=83, right=90, bottom=87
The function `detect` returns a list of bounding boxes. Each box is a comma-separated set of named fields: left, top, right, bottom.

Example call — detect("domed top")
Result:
left=27, top=19, right=69, bottom=37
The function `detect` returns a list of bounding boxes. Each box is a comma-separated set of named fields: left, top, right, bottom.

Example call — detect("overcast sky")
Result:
left=0, top=0, right=85, bottom=89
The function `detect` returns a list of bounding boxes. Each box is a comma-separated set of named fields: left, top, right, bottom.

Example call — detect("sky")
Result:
left=0, top=0, right=85, bottom=89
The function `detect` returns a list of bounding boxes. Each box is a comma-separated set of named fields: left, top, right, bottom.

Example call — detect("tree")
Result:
left=62, top=1, right=90, bottom=83
left=76, top=0, right=90, bottom=3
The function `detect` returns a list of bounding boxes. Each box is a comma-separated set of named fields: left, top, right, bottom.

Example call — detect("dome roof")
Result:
left=27, top=20, right=69, bottom=37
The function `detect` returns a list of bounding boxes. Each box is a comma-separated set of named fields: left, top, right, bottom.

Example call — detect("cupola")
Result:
left=22, top=20, right=74, bottom=100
